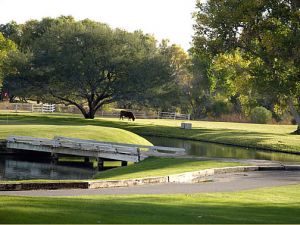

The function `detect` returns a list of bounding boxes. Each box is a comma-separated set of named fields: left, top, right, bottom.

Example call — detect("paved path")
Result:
left=1, top=170, right=300, bottom=197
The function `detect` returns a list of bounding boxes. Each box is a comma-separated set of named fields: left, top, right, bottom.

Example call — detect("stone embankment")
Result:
left=1, top=164, right=300, bottom=191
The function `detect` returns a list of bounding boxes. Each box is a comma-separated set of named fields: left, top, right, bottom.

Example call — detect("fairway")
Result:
left=0, top=184, right=299, bottom=224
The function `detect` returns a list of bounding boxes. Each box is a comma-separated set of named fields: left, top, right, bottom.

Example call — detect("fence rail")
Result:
left=11, top=103, right=56, bottom=113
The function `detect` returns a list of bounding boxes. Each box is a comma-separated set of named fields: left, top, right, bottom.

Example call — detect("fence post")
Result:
left=42, top=104, right=44, bottom=113
left=174, top=112, right=176, bottom=120
left=188, top=114, right=191, bottom=120
left=31, top=104, right=34, bottom=112
left=15, top=104, right=18, bottom=113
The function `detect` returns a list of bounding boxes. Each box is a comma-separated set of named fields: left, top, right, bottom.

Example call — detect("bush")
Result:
left=211, top=100, right=233, bottom=117
left=250, top=106, right=272, bottom=124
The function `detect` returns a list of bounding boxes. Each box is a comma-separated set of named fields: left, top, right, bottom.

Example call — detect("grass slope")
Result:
left=1, top=113, right=299, bottom=153
left=0, top=117, right=151, bottom=146
left=93, top=157, right=244, bottom=180
left=0, top=184, right=299, bottom=224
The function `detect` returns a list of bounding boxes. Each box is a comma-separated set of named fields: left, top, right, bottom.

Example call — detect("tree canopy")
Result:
left=193, top=0, right=300, bottom=132
left=2, top=17, right=174, bottom=118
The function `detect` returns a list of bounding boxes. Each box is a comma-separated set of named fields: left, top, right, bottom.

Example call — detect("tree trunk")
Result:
left=288, top=98, right=300, bottom=134
left=84, top=109, right=96, bottom=119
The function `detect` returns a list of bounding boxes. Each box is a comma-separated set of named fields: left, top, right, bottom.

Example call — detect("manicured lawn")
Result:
left=0, top=115, right=151, bottom=146
left=0, top=113, right=299, bottom=153
left=93, top=157, right=244, bottom=180
left=0, top=184, right=299, bottom=223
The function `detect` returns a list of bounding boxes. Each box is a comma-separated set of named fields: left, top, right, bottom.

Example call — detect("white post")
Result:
left=42, top=104, right=44, bottom=113
left=174, top=112, right=176, bottom=120
left=31, top=104, right=34, bottom=112
left=188, top=114, right=191, bottom=120
left=15, top=104, right=18, bottom=113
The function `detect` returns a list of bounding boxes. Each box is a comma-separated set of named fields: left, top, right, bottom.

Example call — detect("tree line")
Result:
left=0, top=0, right=299, bottom=133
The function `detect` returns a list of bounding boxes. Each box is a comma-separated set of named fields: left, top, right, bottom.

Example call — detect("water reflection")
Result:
left=0, top=155, right=96, bottom=180
left=145, top=136, right=300, bottom=163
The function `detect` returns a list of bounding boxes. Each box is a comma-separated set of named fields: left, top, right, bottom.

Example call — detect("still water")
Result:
left=145, top=136, right=300, bottom=163
left=0, top=154, right=96, bottom=181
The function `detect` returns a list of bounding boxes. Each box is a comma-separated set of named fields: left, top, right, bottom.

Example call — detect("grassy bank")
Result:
left=0, top=115, right=151, bottom=146
left=94, top=157, right=244, bottom=180
left=1, top=184, right=299, bottom=223
left=0, top=113, right=299, bottom=153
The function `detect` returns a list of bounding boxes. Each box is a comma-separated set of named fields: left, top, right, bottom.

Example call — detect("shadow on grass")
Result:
left=0, top=193, right=299, bottom=224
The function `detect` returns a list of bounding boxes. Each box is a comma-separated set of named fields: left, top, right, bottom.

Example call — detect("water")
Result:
left=0, top=155, right=97, bottom=181
left=145, top=136, right=300, bottom=163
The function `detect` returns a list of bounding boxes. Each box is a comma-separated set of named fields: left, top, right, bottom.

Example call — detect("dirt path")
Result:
left=1, top=170, right=299, bottom=197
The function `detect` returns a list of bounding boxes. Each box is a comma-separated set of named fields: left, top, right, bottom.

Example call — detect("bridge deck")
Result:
left=6, top=136, right=185, bottom=163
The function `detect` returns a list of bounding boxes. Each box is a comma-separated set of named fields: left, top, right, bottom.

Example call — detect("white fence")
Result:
left=13, top=103, right=55, bottom=113
left=158, top=112, right=190, bottom=120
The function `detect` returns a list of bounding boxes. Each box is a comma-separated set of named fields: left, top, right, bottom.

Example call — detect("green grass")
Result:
left=0, top=113, right=299, bottom=153
left=0, top=184, right=299, bottom=224
left=93, top=157, right=244, bottom=180
left=0, top=115, right=151, bottom=146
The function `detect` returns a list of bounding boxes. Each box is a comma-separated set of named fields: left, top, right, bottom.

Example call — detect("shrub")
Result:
left=250, top=106, right=272, bottom=124
left=211, top=100, right=233, bottom=117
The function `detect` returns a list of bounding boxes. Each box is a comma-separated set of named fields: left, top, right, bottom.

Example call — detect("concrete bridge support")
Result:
left=98, top=158, right=104, bottom=170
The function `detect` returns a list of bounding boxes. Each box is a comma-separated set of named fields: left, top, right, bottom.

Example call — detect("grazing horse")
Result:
left=120, top=110, right=135, bottom=121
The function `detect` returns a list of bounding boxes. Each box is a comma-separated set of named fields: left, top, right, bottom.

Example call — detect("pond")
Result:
left=0, top=154, right=97, bottom=181
left=145, top=136, right=300, bottom=163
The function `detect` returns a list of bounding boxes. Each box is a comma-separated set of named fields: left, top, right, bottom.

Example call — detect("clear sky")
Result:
left=0, top=0, right=197, bottom=50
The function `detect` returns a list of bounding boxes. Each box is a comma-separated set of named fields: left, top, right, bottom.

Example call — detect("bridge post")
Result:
left=121, top=161, right=128, bottom=167
left=98, top=158, right=104, bottom=170
left=51, top=153, right=58, bottom=164
left=84, top=157, right=90, bottom=164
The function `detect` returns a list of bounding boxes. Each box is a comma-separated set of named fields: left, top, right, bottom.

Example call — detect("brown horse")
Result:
left=120, top=110, right=135, bottom=121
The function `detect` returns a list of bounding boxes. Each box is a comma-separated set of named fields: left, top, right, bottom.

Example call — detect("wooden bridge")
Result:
left=5, top=136, right=185, bottom=167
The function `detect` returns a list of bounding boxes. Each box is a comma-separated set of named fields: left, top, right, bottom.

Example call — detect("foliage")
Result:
left=0, top=33, right=16, bottom=84
left=2, top=17, right=174, bottom=118
left=193, top=0, right=300, bottom=131
left=186, top=51, right=212, bottom=118
left=210, top=99, right=233, bottom=117
left=250, top=106, right=273, bottom=124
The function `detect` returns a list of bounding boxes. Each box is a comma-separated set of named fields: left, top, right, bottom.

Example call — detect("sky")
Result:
left=0, top=0, right=198, bottom=50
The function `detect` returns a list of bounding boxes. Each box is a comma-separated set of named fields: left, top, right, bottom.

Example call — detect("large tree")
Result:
left=4, top=18, right=173, bottom=118
left=193, top=0, right=300, bottom=132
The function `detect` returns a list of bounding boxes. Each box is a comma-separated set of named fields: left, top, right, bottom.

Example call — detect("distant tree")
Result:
left=193, top=0, right=300, bottom=132
left=0, top=33, right=16, bottom=85
left=2, top=51, right=46, bottom=102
